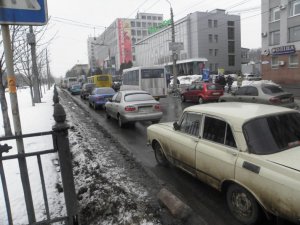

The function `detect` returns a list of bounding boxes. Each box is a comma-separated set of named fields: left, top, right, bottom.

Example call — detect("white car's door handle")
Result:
left=231, top=152, right=237, bottom=156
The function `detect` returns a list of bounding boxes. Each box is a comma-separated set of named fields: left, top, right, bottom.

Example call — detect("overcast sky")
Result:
left=47, top=0, right=261, bottom=78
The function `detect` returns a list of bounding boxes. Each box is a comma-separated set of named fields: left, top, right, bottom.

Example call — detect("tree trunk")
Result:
left=0, top=80, right=13, bottom=136
left=29, top=85, right=35, bottom=107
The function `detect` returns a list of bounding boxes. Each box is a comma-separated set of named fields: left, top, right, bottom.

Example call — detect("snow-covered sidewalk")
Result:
left=0, top=87, right=64, bottom=224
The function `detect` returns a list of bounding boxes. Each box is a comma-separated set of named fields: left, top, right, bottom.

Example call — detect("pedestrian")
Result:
left=237, top=74, right=243, bottom=89
left=218, top=75, right=226, bottom=90
left=226, top=75, right=233, bottom=93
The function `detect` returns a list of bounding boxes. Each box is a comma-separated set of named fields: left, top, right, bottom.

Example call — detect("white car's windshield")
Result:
left=243, top=112, right=300, bottom=154
left=125, top=93, right=154, bottom=102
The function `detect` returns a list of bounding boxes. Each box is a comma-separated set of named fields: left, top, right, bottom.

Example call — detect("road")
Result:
left=62, top=90, right=294, bottom=225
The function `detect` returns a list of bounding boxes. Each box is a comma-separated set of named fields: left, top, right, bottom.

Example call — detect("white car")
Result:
left=147, top=102, right=300, bottom=224
left=105, top=90, right=163, bottom=127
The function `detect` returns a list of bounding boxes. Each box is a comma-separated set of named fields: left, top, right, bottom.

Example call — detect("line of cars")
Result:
left=69, top=78, right=300, bottom=224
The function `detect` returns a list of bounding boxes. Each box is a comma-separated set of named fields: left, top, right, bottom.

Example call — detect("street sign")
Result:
left=0, top=0, right=48, bottom=25
left=169, top=42, right=184, bottom=52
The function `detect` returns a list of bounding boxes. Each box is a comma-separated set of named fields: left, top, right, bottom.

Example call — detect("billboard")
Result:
left=117, top=19, right=133, bottom=64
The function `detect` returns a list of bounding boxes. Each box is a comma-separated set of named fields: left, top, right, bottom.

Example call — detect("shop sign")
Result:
left=148, top=19, right=171, bottom=34
left=271, top=45, right=296, bottom=55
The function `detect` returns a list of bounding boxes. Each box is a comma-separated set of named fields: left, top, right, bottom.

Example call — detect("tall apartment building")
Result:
left=261, top=0, right=300, bottom=84
left=87, top=13, right=163, bottom=74
left=135, top=9, right=241, bottom=75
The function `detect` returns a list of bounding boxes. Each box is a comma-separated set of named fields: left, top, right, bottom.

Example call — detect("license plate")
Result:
left=212, top=92, right=220, bottom=95
left=281, top=98, right=290, bottom=103
left=139, top=107, right=151, bottom=113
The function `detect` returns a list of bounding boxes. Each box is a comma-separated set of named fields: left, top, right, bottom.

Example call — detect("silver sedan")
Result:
left=105, top=90, right=163, bottom=127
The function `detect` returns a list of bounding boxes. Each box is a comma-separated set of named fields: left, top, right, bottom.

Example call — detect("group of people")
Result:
left=215, top=74, right=243, bottom=93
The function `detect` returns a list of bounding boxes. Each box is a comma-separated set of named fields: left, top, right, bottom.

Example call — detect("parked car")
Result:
left=88, top=87, right=115, bottom=109
left=147, top=102, right=300, bottom=225
left=69, top=84, right=81, bottom=95
left=243, top=73, right=261, bottom=81
left=80, top=83, right=95, bottom=99
left=219, top=83, right=298, bottom=109
left=105, top=90, right=163, bottom=128
left=181, top=82, right=224, bottom=104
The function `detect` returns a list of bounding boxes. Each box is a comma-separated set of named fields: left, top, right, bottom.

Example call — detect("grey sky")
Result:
left=47, top=0, right=261, bottom=78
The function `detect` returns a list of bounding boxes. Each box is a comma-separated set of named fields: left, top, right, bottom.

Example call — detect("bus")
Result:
left=66, top=77, right=78, bottom=90
left=87, top=74, right=112, bottom=88
left=120, top=66, right=167, bottom=99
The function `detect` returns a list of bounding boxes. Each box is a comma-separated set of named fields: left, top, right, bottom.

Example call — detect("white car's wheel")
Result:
left=226, top=184, right=262, bottom=225
left=198, top=97, right=204, bottom=104
left=154, top=142, right=168, bottom=166
left=106, top=110, right=111, bottom=119
left=181, top=95, right=185, bottom=102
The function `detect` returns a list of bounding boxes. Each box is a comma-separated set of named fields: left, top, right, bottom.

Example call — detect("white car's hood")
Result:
left=265, top=146, right=300, bottom=172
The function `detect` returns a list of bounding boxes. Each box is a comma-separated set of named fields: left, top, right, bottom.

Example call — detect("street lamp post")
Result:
left=165, top=0, right=178, bottom=92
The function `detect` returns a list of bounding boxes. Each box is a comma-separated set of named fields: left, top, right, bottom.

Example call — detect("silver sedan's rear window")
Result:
left=125, top=93, right=154, bottom=102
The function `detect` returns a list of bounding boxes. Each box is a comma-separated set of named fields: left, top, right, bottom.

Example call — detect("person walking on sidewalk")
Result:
left=226, top=75, right=233, bottom=93
left=237, top=74, right=243, bottom=89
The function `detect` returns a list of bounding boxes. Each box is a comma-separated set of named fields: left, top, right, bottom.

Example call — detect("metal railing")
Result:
left=0, top=85, right=79, bottom=225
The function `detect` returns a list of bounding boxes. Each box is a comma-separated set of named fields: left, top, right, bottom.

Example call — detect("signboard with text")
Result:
left=169, top=42, right=184, bottom=52
left=0, top=0, right=48, bottom=25
left=271, top=45, right=296, bottom=55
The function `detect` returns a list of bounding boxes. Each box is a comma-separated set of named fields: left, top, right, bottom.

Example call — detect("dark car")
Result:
left=80, top=83, right=95, bottom=99
left=219, top=83, right=298, bottom=109
left=69, top=84, right=81, bottom=95
left=181, top=82, right=224, bottom=104
left=88, top=87, right=116, bottom=109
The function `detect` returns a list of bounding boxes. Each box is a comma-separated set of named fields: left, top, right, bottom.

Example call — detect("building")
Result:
left=261, top=0, right=300, bottom=84
left=88, top=13, right=164, bottom=74
left=135, top=9, right=241, bottom=75
left=68, top=64, right=89, bottom=77
left=87, top=37, right=97, bottom=70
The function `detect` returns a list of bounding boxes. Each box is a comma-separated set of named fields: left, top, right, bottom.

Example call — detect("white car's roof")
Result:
left=185, top=102, right=296, bottom=131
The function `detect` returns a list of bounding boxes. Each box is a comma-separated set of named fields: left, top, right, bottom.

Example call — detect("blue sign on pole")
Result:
left=0, top=0, right=48, bottom=25
left=202, top=68, right=210, bottom=81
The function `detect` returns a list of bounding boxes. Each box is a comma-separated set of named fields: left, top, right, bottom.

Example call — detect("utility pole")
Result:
left=1, top=24, right=36, bottom=224
left=46, top=49, right=51, bottom=90
left=28, top=26, right=41, bottom=103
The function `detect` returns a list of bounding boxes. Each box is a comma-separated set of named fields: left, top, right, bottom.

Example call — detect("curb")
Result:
left=157, top=188, right=192, bottom=220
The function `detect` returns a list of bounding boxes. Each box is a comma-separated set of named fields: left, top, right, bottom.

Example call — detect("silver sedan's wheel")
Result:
left=226, top=184, right=261, bottom=225
left=154, top=142, right=168, bottom=166
left=118, top=115, right=124, bottom=128
left=106, top=110, right=111, bottom=119
left=198, top=97, right=204, bottom=104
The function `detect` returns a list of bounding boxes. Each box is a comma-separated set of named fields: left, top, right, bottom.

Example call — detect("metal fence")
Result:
left=0, top=86, right=79, bottom=225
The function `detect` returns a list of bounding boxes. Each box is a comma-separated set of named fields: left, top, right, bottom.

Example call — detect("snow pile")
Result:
left=60, top=93, right=165, bottom=225
left=170, top=75, right=202, bottom=86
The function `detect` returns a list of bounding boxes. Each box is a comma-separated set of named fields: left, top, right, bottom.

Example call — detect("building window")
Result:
left=148, top=22, right=152, bottom=27
left=228, top=27, right=235, bottom=39
left=215, top=63, right=219, bottom=71
left=142, top=22, right=146, bottom=27
left=147, top=16, right=151, bottom=20
left=227, top=21, right=235, bottom=26
left=131, top=30, right=136, bottom=35
left=289, top=25, right=300, bottom=42
left=214, top=49, right=218, bottom=56
left=158, top=16, right=162, bottom=20
left=131, top=21, right=135, bottom=27
left=289, top=54, right=299, bottom=67
left=228, top=55, right=235, bottom=66
left=270, top=7, right=280, bottom=22
left=132, top=37, right=136, bottom=43
left=208, top=19, right=212, bottom=28
left=269, top=30, right=280, bottom=45
left=209, top=49, right=213, bottom=56
left=153, top=16, right=157, bottom=20
left=289, top=0, right=300, bottom=16
left=209, top=34, right=213, bottom=43
left=214, top=20, right=218, bottom=27
left=142, top=16, right=146, bottom=19
left=228, top=41, right=235, bottom=53
left=137, top=30, right=141, bottom=36
left=209, top=63, right=213, bottom=71
left=133, top=55, right=136, bottom=61
left=271, top=56, right=279, bottom=68
left=142, top=30, right=147, bottom=36
left=214, top=34, right=218, bottom=42
left=136, top=22, right=141, bottom=27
